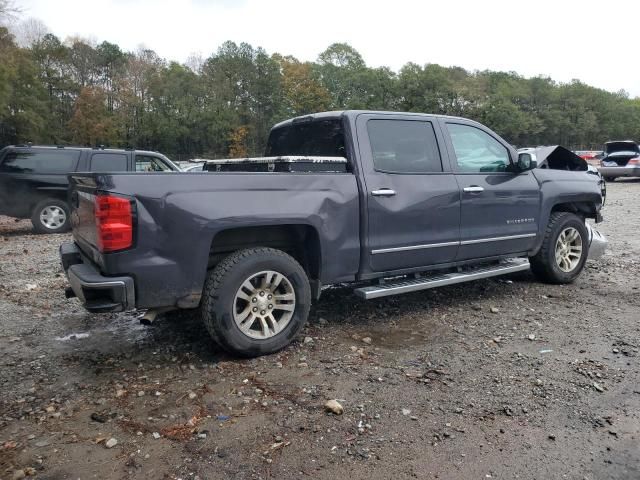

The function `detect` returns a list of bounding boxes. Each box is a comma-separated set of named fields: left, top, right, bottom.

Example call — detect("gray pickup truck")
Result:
left=60, top=111, right=607, bottom=357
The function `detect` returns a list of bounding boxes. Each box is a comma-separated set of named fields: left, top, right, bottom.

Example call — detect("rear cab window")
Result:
left=266, top=119, right=347, bottom=159
left=0, top=149, right=80, bottom=173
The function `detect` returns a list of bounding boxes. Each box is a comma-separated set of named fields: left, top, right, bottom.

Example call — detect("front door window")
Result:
left=135, top=155, right=172, bottom=172
left=447, top=123, right=510, bottom=172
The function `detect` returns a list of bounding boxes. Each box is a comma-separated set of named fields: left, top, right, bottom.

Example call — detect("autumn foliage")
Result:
left=68, top=87, right=116, bottom=146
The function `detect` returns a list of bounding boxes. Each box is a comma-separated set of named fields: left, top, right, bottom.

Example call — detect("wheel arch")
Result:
left=531, top=199, right=598, bottom=256
left=30, top=190, right=69, bottom=212
left=550, top=200, right=598, bottom=219
left=207, top=223, right=322, bottom=296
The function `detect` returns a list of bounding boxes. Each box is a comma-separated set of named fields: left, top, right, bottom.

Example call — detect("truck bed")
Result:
left=69, top=171, right=360, bottom=309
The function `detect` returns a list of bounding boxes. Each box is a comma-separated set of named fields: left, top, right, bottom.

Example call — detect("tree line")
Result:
left=1, top=22, right=639, bottom=159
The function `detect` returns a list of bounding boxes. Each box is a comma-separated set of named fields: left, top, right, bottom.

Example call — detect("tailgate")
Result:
left=69, top=175, right=99, bottom=249
left=69, top=173, right=137, bottom=267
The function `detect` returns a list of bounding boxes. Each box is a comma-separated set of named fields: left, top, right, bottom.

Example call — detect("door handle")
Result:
left=463, top=186, right=484, bottom=193
left=371, top=189, right=396, bottom=197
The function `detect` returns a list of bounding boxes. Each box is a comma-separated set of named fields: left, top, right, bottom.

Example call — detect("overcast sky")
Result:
left=15, top=0, right=640, bottom=97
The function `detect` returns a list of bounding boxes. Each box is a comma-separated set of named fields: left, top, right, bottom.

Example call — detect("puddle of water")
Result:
left=356, top=315, right=448, bottom=349
left=368, top=327, right=432, bottom=348
left=54, top=313, right=147, bottom=343
left=56, top=332, right=90, bottom=341
left=102, top=317, right=148, bottom=340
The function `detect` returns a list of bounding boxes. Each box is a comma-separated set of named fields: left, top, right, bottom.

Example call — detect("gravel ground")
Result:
left=1, top=181, right=639, bottom=480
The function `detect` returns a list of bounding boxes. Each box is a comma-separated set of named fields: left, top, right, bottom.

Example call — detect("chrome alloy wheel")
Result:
left=40, top=206, right=67, bottom=230
left=555, top=227, right=583, bottom=272
left=233, top=270, right=296, bottom=339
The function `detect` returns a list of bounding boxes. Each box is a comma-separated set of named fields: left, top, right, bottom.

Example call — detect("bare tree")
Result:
left=12, top=17, right=50, bottom=47
left=0, top=0, right=21, bottom=26
left=185, top=52, right=204, bottom=74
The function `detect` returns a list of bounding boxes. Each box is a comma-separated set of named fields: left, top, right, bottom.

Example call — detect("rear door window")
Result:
left=366, top=119, right=443, bottom=173
left=0, top=150, right=80, bottom=174
left=89, top=153, right=128, bottom=172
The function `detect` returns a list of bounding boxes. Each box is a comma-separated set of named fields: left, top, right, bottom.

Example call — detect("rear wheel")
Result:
left=530, top=212, right=588, bottom=284
left=201, top=247, right=310, bottom=357
left=31, top=199, right=71, bottom=234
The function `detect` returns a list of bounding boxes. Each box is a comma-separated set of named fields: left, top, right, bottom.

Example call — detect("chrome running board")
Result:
left=354, top=258, right=530, bottom=300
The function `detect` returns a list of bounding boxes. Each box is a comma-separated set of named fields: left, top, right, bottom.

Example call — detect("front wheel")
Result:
left=31, top=199, right=71, bottom=234
left=530, top=212, right=589, bottom=284
left=201, top=248, right=311, bottom=357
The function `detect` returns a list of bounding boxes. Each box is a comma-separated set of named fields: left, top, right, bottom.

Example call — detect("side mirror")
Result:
left=517, top=152, right=538, bottom=171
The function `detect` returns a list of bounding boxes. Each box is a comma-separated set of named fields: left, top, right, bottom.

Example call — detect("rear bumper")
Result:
left=598, top=166, right=640, bottom=178
left=60, top=241, right=135, bottom=313
left=586, top=224, right=607, bottom=260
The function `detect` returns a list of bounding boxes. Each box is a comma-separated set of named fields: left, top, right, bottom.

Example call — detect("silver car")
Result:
left=598, top=140, right=640, bottom=182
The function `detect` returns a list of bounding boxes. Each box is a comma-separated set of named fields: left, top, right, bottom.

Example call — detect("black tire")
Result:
left=31, top=199, right=71, bottom=234
left=201, top=247, right=311, bottom=357
left=529, top=212, right=589, bottom=284
left=603, top=176, right=615, bottom=183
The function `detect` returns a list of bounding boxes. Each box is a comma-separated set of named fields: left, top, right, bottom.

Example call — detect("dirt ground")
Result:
left=1, top=181, right=639, bottom=480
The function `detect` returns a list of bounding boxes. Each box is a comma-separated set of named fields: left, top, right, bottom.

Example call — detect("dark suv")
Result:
left=0, top=145, right=179, bottom=233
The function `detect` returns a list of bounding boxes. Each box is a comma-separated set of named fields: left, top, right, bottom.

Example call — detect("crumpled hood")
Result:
left=528, top=145, right=588, bottom=171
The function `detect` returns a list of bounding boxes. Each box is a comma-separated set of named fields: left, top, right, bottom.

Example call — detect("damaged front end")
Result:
left=519, top=145, right=607, bottom=203
left=519, top=145, right=608, bottom=259
left=529, top=145, right=590, bottom=172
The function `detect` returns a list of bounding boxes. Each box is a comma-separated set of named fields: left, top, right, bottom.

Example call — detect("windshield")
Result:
left=158, top=154, right=180, bottom=171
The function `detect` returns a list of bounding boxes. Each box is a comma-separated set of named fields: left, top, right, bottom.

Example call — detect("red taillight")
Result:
left=628, top=157, right=640, bottom=165
left=94, top=195, right=133, bottom=252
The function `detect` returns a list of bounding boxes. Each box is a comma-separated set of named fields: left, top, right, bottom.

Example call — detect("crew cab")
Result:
left=0, top=145, right=179, bottom=233
left=60, top=111, right=607, bottom=357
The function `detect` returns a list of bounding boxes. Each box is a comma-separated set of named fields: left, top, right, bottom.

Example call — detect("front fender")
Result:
left=530, top=169, right=603, bottom=256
